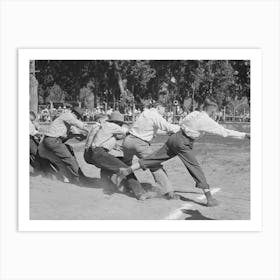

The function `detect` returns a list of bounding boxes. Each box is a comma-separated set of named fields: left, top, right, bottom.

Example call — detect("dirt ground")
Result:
left=30, top=126, right=250, bottom=220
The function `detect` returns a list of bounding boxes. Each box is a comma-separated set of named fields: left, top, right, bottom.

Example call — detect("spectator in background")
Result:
left=215, top=111, right=223, bottom=122
left=106, top=107, right=113, bottom=116
left=51, top=107, right=58, bottom=120
left=134, top=107, right=141, bottom=121
left=96, top=106, right=101, bottom=114
left=167, top=111, right=173, bottom=123
left=83, top=109, right=89, bottom=122
left=41, top=108, right=51, bottom=122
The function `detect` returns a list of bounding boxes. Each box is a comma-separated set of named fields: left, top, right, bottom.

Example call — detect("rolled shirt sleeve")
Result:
left=62, top=113, right=88, bottom=131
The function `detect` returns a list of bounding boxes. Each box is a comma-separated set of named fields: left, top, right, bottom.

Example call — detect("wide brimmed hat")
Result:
left=107, top=111, right=127, bottom=125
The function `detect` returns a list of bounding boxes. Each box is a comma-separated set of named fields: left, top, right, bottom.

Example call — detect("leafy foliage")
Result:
left=35, top=60, right=250, bottom=110
left=79, top=80, right=95, bottom=109
left=45, top=83, right=67, bottom=103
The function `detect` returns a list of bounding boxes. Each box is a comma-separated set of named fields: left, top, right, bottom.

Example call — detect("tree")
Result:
left=191, top=60, right=237, bottom=107
left=45, top=83, right=67, bottom=103
left=34, top=60, right=250, bottom=111
left=230, top=60, right=250, bottom=104
left=29, top=60, right=38, bottom=113
left=112, top=60, right=156, bottom=101
left=79, top=80, right=95, bottom=109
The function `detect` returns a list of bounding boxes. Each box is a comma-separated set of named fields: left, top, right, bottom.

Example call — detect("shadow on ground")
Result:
left=179, top=195, right=207, bottom=207
left=182, top=209, right=215, bottom=220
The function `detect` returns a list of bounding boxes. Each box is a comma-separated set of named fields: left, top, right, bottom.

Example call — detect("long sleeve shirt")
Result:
left=45, top=112, right=88, bottom=138
left=87, top=121, right=128, bottom=152
left=129, top=108, right=180, bottom=142
left=181, top=111, right=246, bottom=139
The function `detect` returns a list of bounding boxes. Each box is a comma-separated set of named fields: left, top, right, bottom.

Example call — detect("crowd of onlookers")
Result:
left=38, top=106, right=188, bottom=124
left=38, top=105, right=141, bottom=123
left=38, top=106, right=71, bottom=122
left=37, top=104, right=250, bottom=124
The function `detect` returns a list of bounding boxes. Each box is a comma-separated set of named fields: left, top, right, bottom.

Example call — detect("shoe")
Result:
left=204, top=190, right=219, bottom=207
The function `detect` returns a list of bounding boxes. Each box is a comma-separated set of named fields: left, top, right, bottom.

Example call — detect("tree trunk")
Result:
left=29, top=60, right=38, bottom=114
left=112, top=90, right=116, bottom=109
left=92, top=92, right=95, bottom=108
left=191, top=83, right=196, bottom=111
left=114, top=61, right=126, bottom=95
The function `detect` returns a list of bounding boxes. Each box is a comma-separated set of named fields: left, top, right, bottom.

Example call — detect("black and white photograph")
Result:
left=22, top=49, right=258, bottom=224
left=2, top=1, right=280, bottom=280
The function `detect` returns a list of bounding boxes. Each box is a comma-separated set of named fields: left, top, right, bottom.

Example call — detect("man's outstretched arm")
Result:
left=200, top=115, right=249, bottom=139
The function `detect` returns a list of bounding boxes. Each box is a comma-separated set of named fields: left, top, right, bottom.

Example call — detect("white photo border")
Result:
left=18, top=48, right=262, bottom=232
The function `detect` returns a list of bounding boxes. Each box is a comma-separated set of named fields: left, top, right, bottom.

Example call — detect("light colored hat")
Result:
left=107, top=111, right=127, bottom=124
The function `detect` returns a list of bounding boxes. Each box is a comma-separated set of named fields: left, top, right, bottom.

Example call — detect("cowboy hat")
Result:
left=107, top=111, right=127, bottom=125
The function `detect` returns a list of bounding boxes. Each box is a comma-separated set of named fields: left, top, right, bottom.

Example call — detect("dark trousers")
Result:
left=139, top=130, right=210, bottom=189
left=84, top=147, right=145, bottom=198
left=30, top=136, right=52, bottom=172
left=30, top=137, right=40, bottom=169
left=42, top=136, right=80, bottom=181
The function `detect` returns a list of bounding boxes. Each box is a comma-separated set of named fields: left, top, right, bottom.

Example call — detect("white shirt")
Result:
left=181, top=111, right=246, bottom=139
left=45, top=112, right=88, bottom=138
left=129, top=108, right=180, bottom=142
left=87, top=121, right=128, bottom=151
